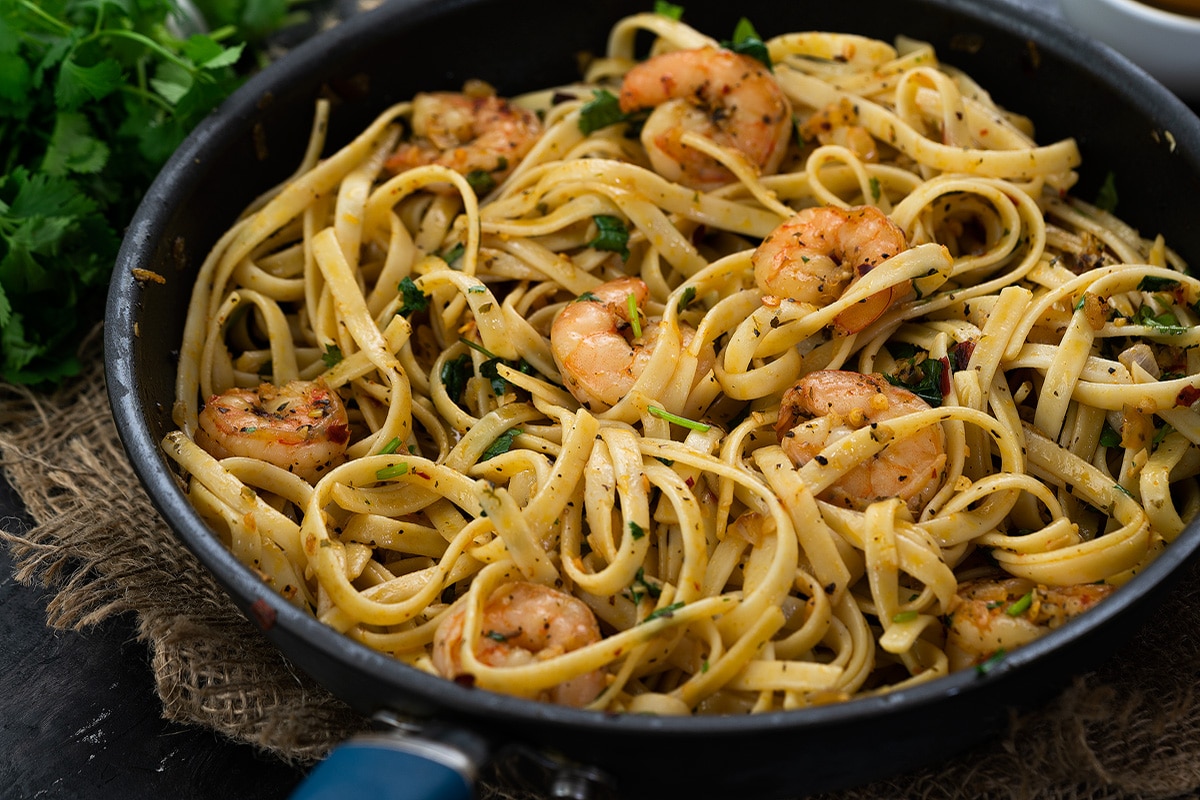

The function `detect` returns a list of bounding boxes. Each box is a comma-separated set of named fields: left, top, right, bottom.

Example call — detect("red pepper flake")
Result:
left=412, top=469, right=432, bottom=479
left=249, top=598, right=276, bottom=631
left=685, top=475, right=695, bottom=488
left=1176, top=385, right=1200, bottom=408
left=938, top=356, right=952, bottom=396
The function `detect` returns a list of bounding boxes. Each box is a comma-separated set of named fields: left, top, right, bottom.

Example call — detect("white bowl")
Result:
left=1059, top=0, right=1200, bottom=101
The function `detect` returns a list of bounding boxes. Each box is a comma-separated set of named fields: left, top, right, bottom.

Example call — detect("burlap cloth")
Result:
left=3, top=329, right=1200, bottom=800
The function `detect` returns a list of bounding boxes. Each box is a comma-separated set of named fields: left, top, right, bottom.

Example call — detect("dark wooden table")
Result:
left=0, top=473, right=306, bottom=799
left=3, top=1, right=1196, bottom=798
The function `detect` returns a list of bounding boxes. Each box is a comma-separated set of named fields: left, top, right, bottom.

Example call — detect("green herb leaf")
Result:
left=676, top=285, right=697, bottom=313
left=1094, top=171, right=1118, bottom=213
left=1, top=0, right=289, bottom=386
left=440, top=242, right=465, bottom=267
left=1099, top=421, right=1121, bottom=448
left=480, top=428, right=522, bottom=461
left=975, top=648, right=1007, bottom=675
left=375, top=462, right=409, bottom=481
left=628, top=520, right=645, bottom=540
left=885, top=355, right=946, bottom=407
left=321, top=343, right=343, bottom=367
left=1139, top=275, right=1181, bottom=292
left=722, top=17, right=771, bottom=69
left=648, top=405, right=711, bottom=431
left=398, top=275, right=430, bottom=315
left=579, top=89, right=628, bottom=135
left=440, top=352, right=472, bottom=401
left=1004, top=592, right=1033, bottom=617
left=1132, top=303, right=1185, bottom=334
left=643, top=601, right=686, bottom=623
left=587, top=214, right=630, bottom=260
left=626, top=292, right=642, bottom=338
left=654, top=1, right=685, bottom=19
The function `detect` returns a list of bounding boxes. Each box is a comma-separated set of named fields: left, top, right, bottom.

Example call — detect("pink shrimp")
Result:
left=618, top=46, right=793, bottom=191
left=195, top=380, right=350, bottom=482
left=753, top=205, right=909, bottom=334
left=776, top=370, right=947, bottom=515
left=944, top=577, right=1115, bottom=671
left=550, top=276, right=714, bottom=411
left=385, top=91, right=542, bottom=190
left=432, top=581, right=606, bottom=707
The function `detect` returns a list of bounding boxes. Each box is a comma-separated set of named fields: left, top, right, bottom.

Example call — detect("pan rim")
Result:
left=105, top=0, right=1200, bottom=742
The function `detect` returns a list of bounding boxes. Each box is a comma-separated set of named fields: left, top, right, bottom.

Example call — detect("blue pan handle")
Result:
left=289, top=731, right=483, bottom=800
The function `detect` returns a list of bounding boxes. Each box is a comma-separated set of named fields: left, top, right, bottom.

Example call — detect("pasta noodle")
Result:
left=164, top=11, right=1200, bottom=713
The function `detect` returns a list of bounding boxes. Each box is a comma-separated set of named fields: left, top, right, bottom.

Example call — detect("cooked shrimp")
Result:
left=798, top=98, right=879, bottom=163
left=754, top=205, right=909, bottom=334
left=385, top=91, right=542, bottom=190
left=777, top=370, right=946, bottom=515
left=195, top=380, right=350, bottom=482
left=432, top=581, right=606, bottom=707
left=618, top=46, right=793, bottom=191
left=550, top=276, right=714, bottom=410
left=944, top=577, right=1115, bottom=671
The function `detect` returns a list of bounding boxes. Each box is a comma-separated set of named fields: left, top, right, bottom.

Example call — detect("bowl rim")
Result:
left=1063, top=0, right=1200, bottom=30
left=105, top=0, right=1200, bottom=743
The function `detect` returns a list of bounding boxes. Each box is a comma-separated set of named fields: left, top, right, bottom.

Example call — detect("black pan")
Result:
left=105, top=0, right=1200, bottom=797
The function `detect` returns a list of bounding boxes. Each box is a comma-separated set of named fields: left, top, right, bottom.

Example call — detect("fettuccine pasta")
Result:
left=164, top=11, right=1200, bottom=713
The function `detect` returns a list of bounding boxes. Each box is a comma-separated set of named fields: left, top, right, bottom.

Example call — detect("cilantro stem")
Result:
left=89, top=29, right=198, bottom=73
left=648, top=406, right=711, bottom=432
left=17, top=0, right=72, bottom=35
left=458, top=336, right=497, bottom=359
left=626, top=293, right=642, bottom=338
left=1004, top=592, right=1033, bottom=617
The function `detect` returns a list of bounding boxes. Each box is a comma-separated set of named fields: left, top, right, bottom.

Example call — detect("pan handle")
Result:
left=288, top=728, right=485, bottom=800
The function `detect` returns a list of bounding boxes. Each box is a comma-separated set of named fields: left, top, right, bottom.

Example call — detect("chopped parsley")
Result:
left=587, top=214, right=631, bottom=260
left=321, top=343, right=343, bottom=368
left=480, top=428, right=522, bottom=461
left=676, top=285, right=697, bottom=313
left=975, top=648, right=1007, bottom=675
left=375, top=463, right=409, bottom=481
left=398, top=276, right=430, bottom=315
left=627, top=293, right=642, bottom=337
left=628, top=520, right=645, bottom=541
left=885, top=354, right=947, bottom=407
left=654, top=1, right=684, bottom=19
left=721, top=17, right=771, bottom=70
left=579, top=89, right=628, bottom=135
left=648, top=405, right=711, bottom=432
left=1004, top=592, right=1033, bottom=617
left=643, top=601, right=686, bottom=623
left=440, top=353, right=472, bottom=401
left=1139, top=275, right=1181, bottom=293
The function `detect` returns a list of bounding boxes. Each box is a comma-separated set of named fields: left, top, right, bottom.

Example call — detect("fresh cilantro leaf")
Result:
left=885, top=355, right=946, bottom=407
left=0, top=0, right=291, bottom=386
left=398, top=275, right=430, bottom=315
left=579, top=89, right=627, bottom=135
left=654, top=1, right=684, bottom=19
left=440, top=352, right=472, bottom=401
left=587, top=214, right=630, bottom=260
left=480, top=428, right=522, bottom=461
left=722, top=18, right=771, bottom=69
left=321, top=343, right=343, bottom=367
left=1099, top=421, right=1121, bottom=448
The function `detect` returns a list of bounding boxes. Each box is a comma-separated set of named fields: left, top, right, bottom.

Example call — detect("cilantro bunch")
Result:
left=0, top=0, right=292, bottom=386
